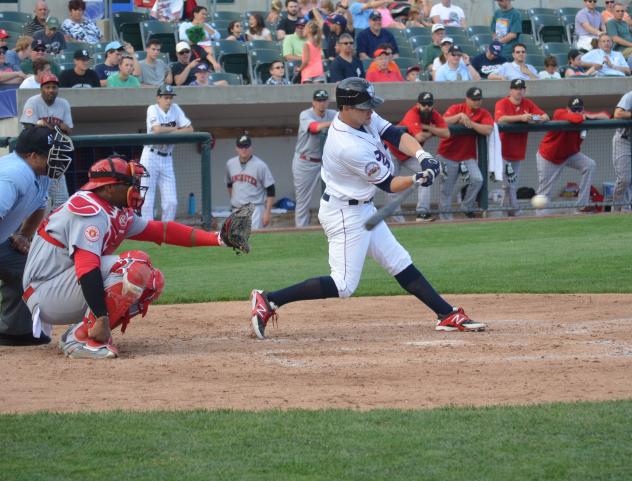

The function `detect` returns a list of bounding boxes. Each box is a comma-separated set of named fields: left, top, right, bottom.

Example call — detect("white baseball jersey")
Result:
left=146, top=103, right=191, bottom=155
left=321, top=112, right=394, bottom=201
left=225, top=155, right=275, bottom=207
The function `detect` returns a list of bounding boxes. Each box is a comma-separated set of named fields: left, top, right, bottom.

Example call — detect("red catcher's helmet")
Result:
left=81, top=157, right=149, bottom=213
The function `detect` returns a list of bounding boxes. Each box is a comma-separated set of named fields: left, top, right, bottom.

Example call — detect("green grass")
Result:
left=2, top=401, right=631, bottom=481
left=136, top=215, right=632, bottom=303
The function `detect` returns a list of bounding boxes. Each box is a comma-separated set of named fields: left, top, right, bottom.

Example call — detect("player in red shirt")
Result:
left=385, top=91, right=450, bottom=222
left=437, top=87, right=493, bottom=220
left=494, top=79, right=549, bottom=216
left=536, top=96, right=610, bottom=214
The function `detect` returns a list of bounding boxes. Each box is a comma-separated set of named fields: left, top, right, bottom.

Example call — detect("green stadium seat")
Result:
left=531, top=14, right=566, bottom=44
left=140, top=21, right=177, bottom=60
left=213, top=11, right=241, bottom=22
left=209, top=71, right=243, bottom=85
left=248, top=48, right=282, bottom=84
left=216, top=40, right=249, bottom=82
left=0, top=11, right=30, bottom=24
left=405, top=26, right=430, bottom=39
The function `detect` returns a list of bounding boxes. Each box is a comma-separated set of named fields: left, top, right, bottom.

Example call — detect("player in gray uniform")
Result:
left=19, top=73, right=73, bottom=210
left=0, top=126, right=73, bottom=346
left=612, top=91, right=632, bottom=211
left=23, top=156, right=233, bottom=359
left=292, top=89, right=337, bottom=227
left=249, top=78, right=485, bottom=340
left=226, top=135, right=276, bottom=229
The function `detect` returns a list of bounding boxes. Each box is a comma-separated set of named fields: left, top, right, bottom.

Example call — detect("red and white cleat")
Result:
left=435, top=307, right=486, bottom=332
left=250, top=289, right=278, bottom=339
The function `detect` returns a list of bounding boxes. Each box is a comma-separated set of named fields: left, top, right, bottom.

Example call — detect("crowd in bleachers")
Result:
left=1, top=0, right=632, bottom=89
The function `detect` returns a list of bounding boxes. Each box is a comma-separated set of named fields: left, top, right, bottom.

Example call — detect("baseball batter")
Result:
left=249, top=77, right=485, bottom=339
left=292, top=89, right=336, bottom=227
left=385, top=91, right=450, bottom=222
left=612, top=90, right=632, bottom=211
left=226, top=134, right=276, bottom=229
left=140, top=84, right=193, bottom=221
left=22, top=156, right=232, bottom=359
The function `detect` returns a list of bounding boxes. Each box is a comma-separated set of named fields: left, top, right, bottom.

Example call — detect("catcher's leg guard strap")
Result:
left=104, top=251, right=164, bottom=332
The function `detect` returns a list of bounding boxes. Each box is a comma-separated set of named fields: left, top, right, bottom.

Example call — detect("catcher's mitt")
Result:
left=220, top=204, right=254, bottom=254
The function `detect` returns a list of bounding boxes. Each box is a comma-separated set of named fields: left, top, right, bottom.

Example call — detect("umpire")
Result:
left=0, top=126, right=73, bottom=345
left=613, top=90, right=632, bottom=211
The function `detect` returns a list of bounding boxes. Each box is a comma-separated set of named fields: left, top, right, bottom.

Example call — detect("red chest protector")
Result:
left=67, top=191, right=136, bottom=255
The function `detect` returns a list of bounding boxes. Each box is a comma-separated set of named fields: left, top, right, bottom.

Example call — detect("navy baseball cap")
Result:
left=31, top=39, right=46, bottom=51
left=369, top=11, right=382, bottom=20
left=448, top=45, right=463, bottom=55
left=466, top=87, right=483, bottom=100
left=295, top=17, right=307, bottom=27
left=194, top=63, right=209, bottom=74
left=568, top=96, right=584, bottom=111
left=418, top=91, right=434, bottom=105
left=74, top=49, right=91, bottom=60
left=488, top=40, right=503, bottom=56
left=510, top=78, right=526, bottom=89
left=327, top=13, right=347, bottom=29
left=313, top=89, right=329, bottom=100
left=157, top=84, right=176, bottom=96
left=236, top=134, right=252, bottom=148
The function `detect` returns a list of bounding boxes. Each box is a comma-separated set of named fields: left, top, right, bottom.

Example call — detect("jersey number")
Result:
left=373, top=149, right=390, bottom=168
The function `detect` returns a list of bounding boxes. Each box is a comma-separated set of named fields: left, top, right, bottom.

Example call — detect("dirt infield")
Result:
left=2, top=294, right=631, bottom=414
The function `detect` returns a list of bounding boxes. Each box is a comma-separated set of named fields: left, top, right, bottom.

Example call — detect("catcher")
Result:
left=22, top=156, right=252, bottom=359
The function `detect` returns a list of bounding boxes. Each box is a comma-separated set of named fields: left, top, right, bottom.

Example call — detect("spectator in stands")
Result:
left=437, top=87, right=493, bottom=220
left=61, top=0, right=102, bottom=44
left=564, top=48, right=598, bottom=76
left=24, top=1, right=49, bottom=37
left=0, top=47, right=27, bottom=85
left=538, top=55, right=562, bottom=79
left=246, top=13, right=273, bottom=41
left=329, top=32, right=365, bottom=81
left=59, top=48, right=100, bottom=88
left=575, top=0, right=604, bottom=51
left=491, top=0, right=521, bottom=59
left=277, top=0, right=300, bottom=41
left=106, top=55, right=141, bottom=88
left=374, top=2, right=405, bottom=30
left=95, top=40, right=140, bottom=87
left=488, top=43, right=538, bottom=80
left=388, top=2, right=411, bottom=29
left=21, top=39, right=60, bottom=77
left=405, top=64, right=421, bottom=81
left=605, top=3, right=632, bottom=58
left=150, top=0, right=183, bottom=22
left=185, top=26, right=223, bottom=73
left=283, top=17, right=307, bottom=61
left=321, top=14, right=349, bottom=60
left=350, top=0, right=390, bottom=31
left=19, top=58, right=51, bottom=89
left=535, top=96, right=610, bottom=214
left=421, top=23, right=445, bottom=70
left=297, top=20, right=326, bottom=83
left=366, top=46, right=404, bottom=82
left=298, top=0, right=319, bottom=18
left=334, top=0, right=355, bottom=33
left=139, top=38, right=173, bottom=87
left=356, top=11, right=399, bottom=60
left=188, top=62, right=228, bottom=86
left=471, top=40, right=507, bottom=79
left=226, top=21, right=247, bottom=42
left=602, top=0, right=632, bottom=26
left=405, top=4, right=429, bottom=27
left=435, top=45, right=480, bottom=81
left=494, top=79, right=549, bottom=216
left=581, top=33, right=630, bottom=75
left=430, top=0, right=466, bottom=28
left=430, top=36, right=453, bottom=79
left=267, top=0, right=283, bottom=27
left=33, top=17, right=66, bottom=55
left=179, top=6, right=220, bottom=47
left=6, top=36, right=32, bottom=72
left=171, top=41, right=198, bottom=86
left=266, top=60, right=291, bottom=84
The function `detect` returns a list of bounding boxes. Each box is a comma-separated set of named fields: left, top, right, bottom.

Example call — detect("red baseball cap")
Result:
left=40, top=73, right=59, bottom=85
left=0, top=29, right=10, bottom=39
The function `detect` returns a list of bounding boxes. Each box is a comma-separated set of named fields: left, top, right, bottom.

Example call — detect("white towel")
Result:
left=487, top=123, right=503, bottom=182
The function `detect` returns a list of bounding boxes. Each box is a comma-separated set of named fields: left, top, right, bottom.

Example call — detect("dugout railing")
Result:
left=0, top=132, right=215, bottom=229
left=408, top=119, right=632, bottom=218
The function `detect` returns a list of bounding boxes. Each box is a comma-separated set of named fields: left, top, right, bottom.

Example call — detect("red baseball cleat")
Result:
left=250, top=290, right=278, bottom=339
left=435, top=307, right=486, bottom=332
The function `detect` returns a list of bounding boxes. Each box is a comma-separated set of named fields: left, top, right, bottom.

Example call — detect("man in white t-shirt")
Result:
left=430, top=0, right=467, bottom=28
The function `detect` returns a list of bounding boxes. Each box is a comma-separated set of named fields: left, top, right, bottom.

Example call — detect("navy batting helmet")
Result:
left=336, top=77, right=383, bottom=110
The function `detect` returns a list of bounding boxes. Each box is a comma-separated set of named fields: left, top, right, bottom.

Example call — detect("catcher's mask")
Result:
left=16, top=125, right=74, bottom=180
left=81, top=156, right=149, bottom=214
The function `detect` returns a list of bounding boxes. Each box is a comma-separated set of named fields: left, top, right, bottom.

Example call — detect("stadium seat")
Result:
left=414, top=46, right=424, bottom=62
left=458, top=44, right=479, bottom=57
left=216, top=40, right=250, bottom=82
left=525, top=53, right=545, bottom=66
left=557, top=7, right=580, bottom=18
left=246, top=40, right=280, bottom=52
left=549, top=52, right=568, bottom=69
left=209, top=71, right=243, bottom=85
left=446, top=33, right=472, bottom=46
left=113, top=11, right=148, bottom=40
left=470, top=33, right=494, bottom=48
left=528, top=8, right=557, bottom=18
left=409, top=35, right=431, bottom=50
left=140, top=21, right=177, bottom=60
left=444, top=26, right=466, bottom=36
left=284, top=59, right=301, bottom=83
left=0, top=11, right=30, bottom=24
left=361, top=57, right=373, bottom=71
left=249, top=48, right=282, bottom=84
left=542, top=42, right=570, bottom=56
left=405, top=26, right=430, bottom=39
left=0, top=19, right=22, bottom=31
left=467, top=26, right=490, bottom=37
left=532, top=15, right=566, bottom=44
left=213, top=11, right=241, bottom=22
left=559, top=14, right=576, bottom=45
left=515, top=9, right=532, bottom=35
left=393, top=56, right=419, bottom=75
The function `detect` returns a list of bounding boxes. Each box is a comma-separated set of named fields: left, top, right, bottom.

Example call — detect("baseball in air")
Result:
left=531, top=195, right=548, bottom=209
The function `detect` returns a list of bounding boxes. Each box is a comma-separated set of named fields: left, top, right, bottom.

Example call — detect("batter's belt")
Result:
left=322, top=193, right=373, bottom=206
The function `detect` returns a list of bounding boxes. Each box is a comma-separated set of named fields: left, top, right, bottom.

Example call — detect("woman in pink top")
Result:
left=299, top=20, right=326, bottom=83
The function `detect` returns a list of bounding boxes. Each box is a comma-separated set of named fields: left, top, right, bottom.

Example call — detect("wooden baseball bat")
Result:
left=364, top=185, right=415, bottom=231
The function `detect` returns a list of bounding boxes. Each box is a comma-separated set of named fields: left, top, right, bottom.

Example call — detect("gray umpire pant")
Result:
left=48, top=176, right=69, bottom=210
left=385, top=157, right=432, bottom=221
left=0, top=240, right=32, bottom=336
left=612, top=133, right=632, bottom=211
left=292, top=153, right=322, bottom=227
left=535, top=151, right=595, bottom=214
left=437, top=156, right=483, bottom=220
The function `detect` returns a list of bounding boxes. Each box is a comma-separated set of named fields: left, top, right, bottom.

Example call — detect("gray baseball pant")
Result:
left=292, top=153, right=322, bottom=227
left=612, top=134, right=632, bottom=211
left=385, top=157, right=433, bottom=221
left=535, top=151, right=595, bottom=213
left=437, top=156, right=483, bottom=220
left=502, top=160, right=523, bottom=212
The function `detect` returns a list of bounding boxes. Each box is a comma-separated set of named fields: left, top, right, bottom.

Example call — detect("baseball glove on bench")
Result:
left=220, top=204, right=254, bottom=255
